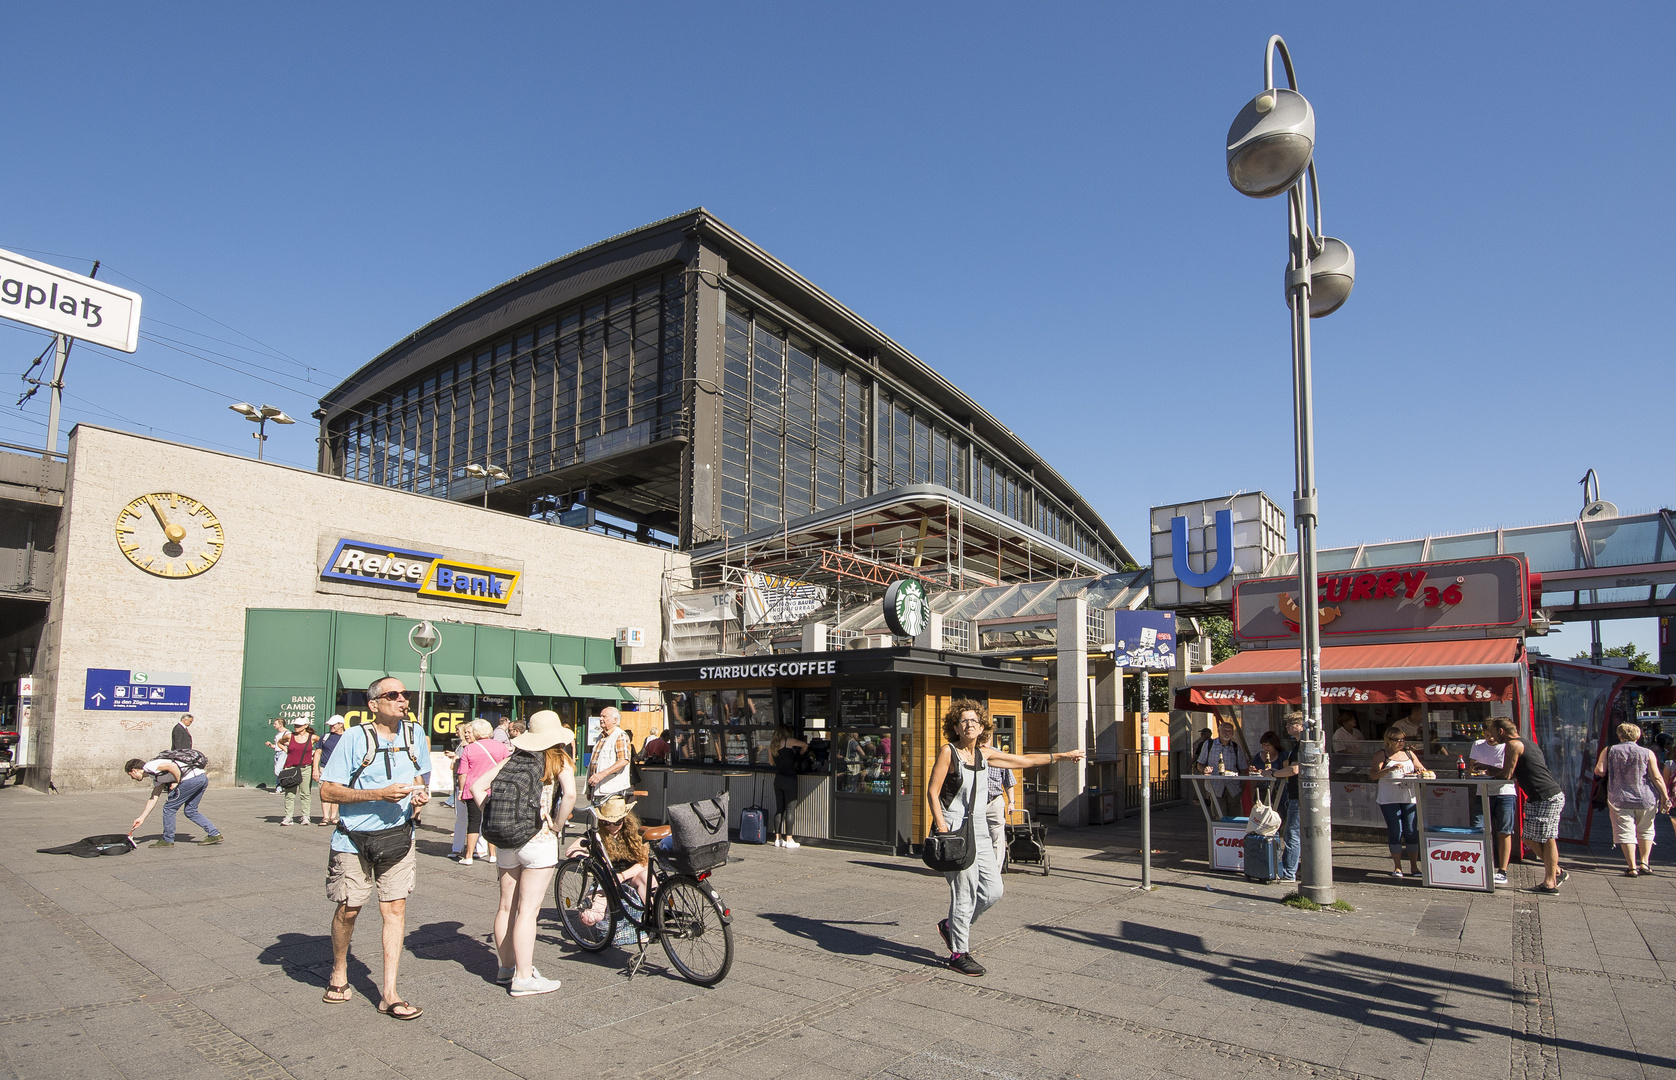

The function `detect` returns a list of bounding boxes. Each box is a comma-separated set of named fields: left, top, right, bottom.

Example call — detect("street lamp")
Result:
left=464, top=462, right=509, bottom=509
left=1226, top=35, right=1356, bottom=905
left=229, top=402, right=296, bottom=461
left=408, top=621, right=441, bottom=746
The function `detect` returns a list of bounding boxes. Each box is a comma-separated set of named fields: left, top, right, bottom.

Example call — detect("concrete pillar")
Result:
left=1093, top=657, right=1120, bottom=760
left=1055, top=595, right=1088, bottom=826
left=801, top=622, right=828, bottom=653
left=913, top=611, right=944, bottom=651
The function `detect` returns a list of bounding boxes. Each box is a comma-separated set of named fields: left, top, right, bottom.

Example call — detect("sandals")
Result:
left=377, top=1000, right=423, bottom=1021
left=1625, top=868, right=1640, bottom=877
left=321, top=984, right=352, bottom=1005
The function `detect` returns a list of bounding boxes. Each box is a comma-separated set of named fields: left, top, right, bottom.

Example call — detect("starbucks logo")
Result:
left=883, top=579, right=931, bottom=638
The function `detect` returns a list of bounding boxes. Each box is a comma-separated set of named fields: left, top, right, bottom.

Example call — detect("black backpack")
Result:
left=480, top=750, right=544, bottom=849
left=157, top=748, right=209, bottom=774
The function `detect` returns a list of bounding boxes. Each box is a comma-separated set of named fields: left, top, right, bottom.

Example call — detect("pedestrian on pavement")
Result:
left=1489, top=718, right=1568, bottom=892
left=125, top=755, right=224, bottom=848
left=1594, top=721, right=1670, bottom=876
left=926, top=699, right=1083, bottom=977
left=318, top=717, right=346, bottom=826
left=982, top=732, right=1015, bottom=869
left=171, top=713, right=194, bottom=751
left=1266, top=712, right=1306, bottom=883
left=318, top=677, right=431, bottom=1019
left=587, top=706, right=633, bottom=807
left=1467, top=723, right=1515, bottom=884
left=264, top=718, right=288, bottom=794
left=491, top=716, right=511, bottom=744
left=1197, top=720, right=1248, bottom=819
left=1371, top=728, right=1422, bottom=878
left=280, top=719, right=320, bottom=826
left=642, top=728, right=671, bottom=764
left=770, top=724, right=808, bottom=848
left=458, top=718, right=509, bottom=865
left=470, top=710, right=575, bottom=997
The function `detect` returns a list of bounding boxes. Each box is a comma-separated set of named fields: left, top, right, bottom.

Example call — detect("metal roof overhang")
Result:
left=689, top=484, right=1122, bottom=580
left=581, top=646, right=1045, bottom=689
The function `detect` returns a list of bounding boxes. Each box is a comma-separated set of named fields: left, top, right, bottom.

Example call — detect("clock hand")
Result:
left=147, top=496, right=187, bottom=544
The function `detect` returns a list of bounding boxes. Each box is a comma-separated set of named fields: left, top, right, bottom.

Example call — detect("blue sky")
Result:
left=2, top=4, right=1669, bottom=659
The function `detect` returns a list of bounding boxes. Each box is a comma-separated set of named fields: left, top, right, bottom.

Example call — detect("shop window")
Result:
left=426, top=694, right=474, bottom=745
left=834, top=730, right=893, bottom=794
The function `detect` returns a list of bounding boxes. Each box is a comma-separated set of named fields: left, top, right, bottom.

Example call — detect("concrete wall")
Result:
left=34, top=426, right=688, bottom=792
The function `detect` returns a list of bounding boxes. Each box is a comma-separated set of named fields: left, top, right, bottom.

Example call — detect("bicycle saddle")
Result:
left=640, top=824, right=672, bottom=843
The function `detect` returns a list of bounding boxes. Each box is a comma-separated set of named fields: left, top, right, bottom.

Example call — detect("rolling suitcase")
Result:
left=1243, top=833, right=1284, bottom=883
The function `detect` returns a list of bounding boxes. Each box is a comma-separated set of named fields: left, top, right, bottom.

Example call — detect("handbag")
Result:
left=1246, top=786, right=1282, bottom=837
left=922, top=744, right=979, bottom=873
left=277, top=765, right=304, bottom=790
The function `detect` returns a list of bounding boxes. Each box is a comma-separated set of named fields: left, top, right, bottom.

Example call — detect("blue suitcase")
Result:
left=1243, top=833, right=1284, bottom=883
left=739, top=805, right=768, bottom=844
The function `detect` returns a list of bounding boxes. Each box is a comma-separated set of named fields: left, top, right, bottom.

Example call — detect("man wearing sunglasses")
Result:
left=319, top=677, right=432, bottom=1019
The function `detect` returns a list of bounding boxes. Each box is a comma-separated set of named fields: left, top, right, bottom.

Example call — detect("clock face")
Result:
left=115, top=492, right=225, bottom=578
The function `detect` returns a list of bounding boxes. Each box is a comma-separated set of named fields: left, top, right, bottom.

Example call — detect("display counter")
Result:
left=1406, top=776, right=1503, bottom=892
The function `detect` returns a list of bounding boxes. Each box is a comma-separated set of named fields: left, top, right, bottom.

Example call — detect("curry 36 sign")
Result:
left=1234, top=555, right=1530, bottom=645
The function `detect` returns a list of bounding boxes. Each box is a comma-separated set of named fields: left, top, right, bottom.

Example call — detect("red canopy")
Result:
left=1182, top=637, right=1523, bottom=708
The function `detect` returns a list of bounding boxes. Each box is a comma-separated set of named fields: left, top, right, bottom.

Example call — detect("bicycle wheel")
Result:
left=655, top=876, right=734, bottom=986
left=554, top=856, right=615, bottom=952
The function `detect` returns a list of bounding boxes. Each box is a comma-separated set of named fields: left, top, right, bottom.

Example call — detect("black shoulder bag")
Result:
left=336, top=723, right=420, bottom=870
left=922, top=744, right=979, bottom=873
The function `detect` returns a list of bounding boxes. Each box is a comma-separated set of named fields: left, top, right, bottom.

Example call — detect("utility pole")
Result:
left=42, top=261, right=98, bottom=459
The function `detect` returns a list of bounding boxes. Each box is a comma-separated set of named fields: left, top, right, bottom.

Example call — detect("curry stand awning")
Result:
left=1180, top=638, right=1524, bottom=707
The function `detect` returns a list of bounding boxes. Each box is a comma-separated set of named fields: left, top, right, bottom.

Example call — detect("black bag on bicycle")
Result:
left=665, top=792, right=730, bottom=874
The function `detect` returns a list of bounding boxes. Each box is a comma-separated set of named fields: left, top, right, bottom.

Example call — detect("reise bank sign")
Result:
left=316, top=535, right=525, bottom=613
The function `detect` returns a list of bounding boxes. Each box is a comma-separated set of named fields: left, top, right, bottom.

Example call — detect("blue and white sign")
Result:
left=84, top=669, right=192, bottom=711
left=1108, top=611, right=1177, bottom=671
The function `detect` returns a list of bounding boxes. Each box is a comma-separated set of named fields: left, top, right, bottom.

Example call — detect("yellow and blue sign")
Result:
left=322, top=539, right=520, bottom=607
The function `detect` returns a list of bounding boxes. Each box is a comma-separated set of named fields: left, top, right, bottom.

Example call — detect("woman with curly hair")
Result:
left=926, top=698, right=1083, bottom=977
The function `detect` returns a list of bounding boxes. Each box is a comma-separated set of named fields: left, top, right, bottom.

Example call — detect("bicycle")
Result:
left=553, top=804, right=734, bottom=986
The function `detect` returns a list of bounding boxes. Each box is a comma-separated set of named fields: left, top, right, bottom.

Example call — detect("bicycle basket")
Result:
left=664, top=840, right=729, bottom=875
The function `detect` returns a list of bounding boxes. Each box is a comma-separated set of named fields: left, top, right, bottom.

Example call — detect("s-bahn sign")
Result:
left=1234, top=555, right=1530, bottom=645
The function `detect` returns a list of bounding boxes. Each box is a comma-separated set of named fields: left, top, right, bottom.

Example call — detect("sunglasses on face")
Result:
left=372, top=690, right=409, bottom=702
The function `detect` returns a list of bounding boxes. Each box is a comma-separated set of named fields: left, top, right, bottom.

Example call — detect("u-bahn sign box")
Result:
left=1234, top=555, right=1530, bottom=646
left=1151, top=493, right=1287, bottom=611
left=317, top=534, right=525, bottom=613
left=0, top=249, right=143, bottom=352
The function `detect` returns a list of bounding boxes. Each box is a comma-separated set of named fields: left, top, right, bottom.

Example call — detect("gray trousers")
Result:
left=944, top=819, right=1003, bottom=954
left=986, top=794, right=1008, bottom=869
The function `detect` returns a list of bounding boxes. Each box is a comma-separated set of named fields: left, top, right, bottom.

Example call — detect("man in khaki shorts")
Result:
left=318, top=677, right=432, bottom=1019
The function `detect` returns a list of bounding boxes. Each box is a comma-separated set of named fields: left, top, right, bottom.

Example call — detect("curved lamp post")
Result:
left=1226, top=35, right=1355, bottom=905
left=408, top=621, right=441, bottom=748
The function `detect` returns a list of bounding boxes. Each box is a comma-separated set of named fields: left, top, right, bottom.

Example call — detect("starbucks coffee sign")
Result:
left=883, top=579, right=931, bottom=637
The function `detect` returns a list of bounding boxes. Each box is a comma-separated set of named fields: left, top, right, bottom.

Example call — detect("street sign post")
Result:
left=0, top=249, right=142, bottom=352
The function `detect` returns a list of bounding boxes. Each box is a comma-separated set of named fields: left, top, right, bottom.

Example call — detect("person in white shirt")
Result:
left=1331, top=711, right=1362, bottom=753
left=1196, top=721, right=1248, bottom=819
left=1468, top=726, right=1517, bottom=884
left=587, top=707, right=634, bottom=806
left=125, top=755, right=223, bottom=848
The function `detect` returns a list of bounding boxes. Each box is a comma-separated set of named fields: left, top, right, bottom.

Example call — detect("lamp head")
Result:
left=486, top=465, right=509, bottom=480
left=1306, top=236, right=1355, bottom=317
left=464, top=463, right=487, bottom=478
left=409, top=620, right=441, bottom=653
left=229, top=402, right=260, bottom=419
left=265, top=408, right=296, bottom=425
left=1227, top=87, right=1315, bottom=198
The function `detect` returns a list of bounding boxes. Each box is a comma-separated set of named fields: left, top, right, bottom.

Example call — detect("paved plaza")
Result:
left=1, top=784, right=1671, bottom=1080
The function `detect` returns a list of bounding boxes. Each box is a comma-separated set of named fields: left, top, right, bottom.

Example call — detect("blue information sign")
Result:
left=84, top=669, right=192, bottom=712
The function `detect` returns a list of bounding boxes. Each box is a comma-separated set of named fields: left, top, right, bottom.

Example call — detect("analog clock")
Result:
left=114, top=492, right=225, bottom=578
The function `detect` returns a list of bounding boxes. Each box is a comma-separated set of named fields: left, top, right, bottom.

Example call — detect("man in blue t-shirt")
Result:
left=319, top=678, right=432, bottom=1019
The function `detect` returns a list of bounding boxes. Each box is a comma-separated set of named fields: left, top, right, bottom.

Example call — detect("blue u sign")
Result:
left=1171, top=509, right=1234, bottom=588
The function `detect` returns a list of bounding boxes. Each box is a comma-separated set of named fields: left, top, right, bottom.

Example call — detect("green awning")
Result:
left=476, top=674, right=520, bottom=697
left=562, top=664, right=632, bottom=701
left=515, top=661, right=567, bottom=697
left=386, top=671, right=438, bottom=694
left=337, top=668, right=389, bottom=694
left=552, top=664, right=587, bottom=697
left=607, top=685, right=635, bottom=703
left=433, top=672, right=482, bottom=694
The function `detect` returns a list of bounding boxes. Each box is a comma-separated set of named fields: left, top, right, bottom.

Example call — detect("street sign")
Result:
left=84, top=668, right=191, bottom=711
left=0, top=249, right=143, bottom=352
left=1109, top=610, right=1177, bottom=670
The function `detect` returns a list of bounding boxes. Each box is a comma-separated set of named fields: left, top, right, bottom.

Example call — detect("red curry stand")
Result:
left=1180, top=555, right=1539, bottom=892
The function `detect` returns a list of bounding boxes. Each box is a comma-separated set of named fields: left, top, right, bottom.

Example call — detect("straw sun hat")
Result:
left=593, top=795, right=638, bottom=821
left=511, top=709, right=575, bottom=753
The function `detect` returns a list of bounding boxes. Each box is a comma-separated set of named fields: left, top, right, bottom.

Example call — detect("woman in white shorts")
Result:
left=471, top=710, right=576, bottom=996
left=1594, top=721, right=1670, bottom=876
